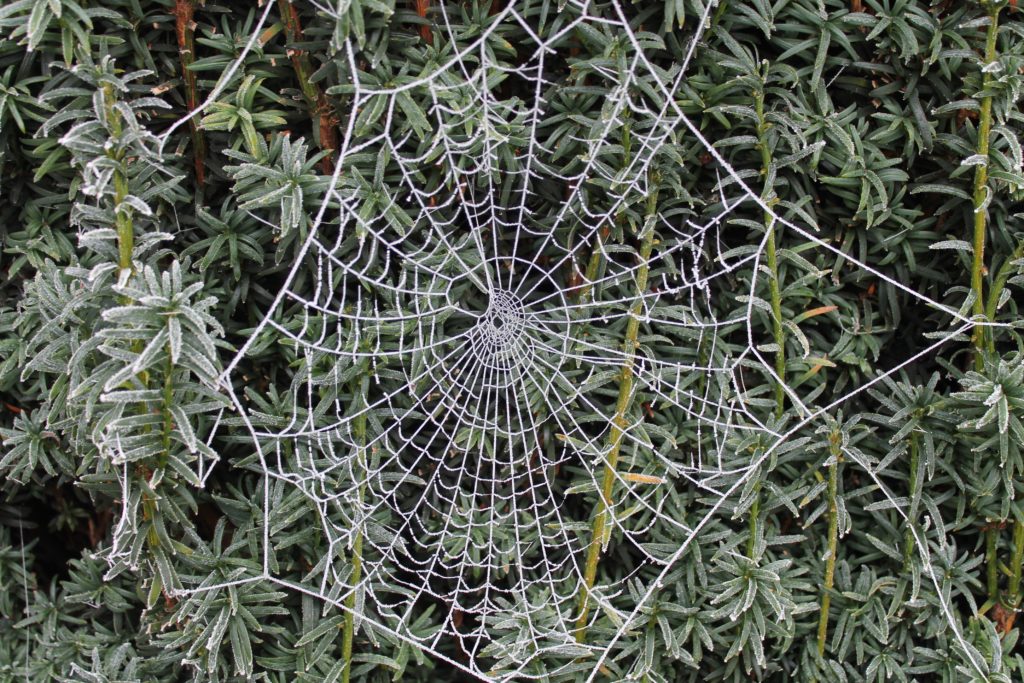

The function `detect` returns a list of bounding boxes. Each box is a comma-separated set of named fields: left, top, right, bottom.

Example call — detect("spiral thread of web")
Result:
left=203, top=0, right=993, bottom=679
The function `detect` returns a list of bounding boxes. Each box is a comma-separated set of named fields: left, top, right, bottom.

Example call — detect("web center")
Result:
left=480, top=290, right=526, bottom=348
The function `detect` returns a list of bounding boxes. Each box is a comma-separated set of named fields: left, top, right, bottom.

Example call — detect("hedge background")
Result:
left=0, top=0, right=1023, bottom=680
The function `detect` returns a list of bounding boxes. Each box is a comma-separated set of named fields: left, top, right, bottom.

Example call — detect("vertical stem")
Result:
left=817, top=428, right=841, bottom=656
left=746, top=494, right=761, bottom=558
left=756, top=87, right=786, bottom=417
left=969, top=4, right=1000, bottom=364
left=160, top=349, right=174, bottom=468
left=341, top=383, right=367, bottom=683
left=765, top=228, right=785, bottom=409
left=413, top=0, right=433, bottom=43
left=277, top=0, right=339, bottom=173
left=1009, top=519, right=1024, bottom=607
left=984, top=243, right=1024, bottom=589
left=102, top=84, right=134, bottom=275
left=576, top=228, right=607, bottom=304
left=749, top=81, right=785, bottom=559
left=174, top=0, right=206, bottom=187
left=575, top=181, right=660, bottom=642
left=114, top=172, right=133, bottom=274
left=101, top=85, right=163, bottom=561
left=902, top=432, right=919, bottom=571
left=970, top=2, right=1001, bottom=603
left=986, top=524, right=999, bottom=602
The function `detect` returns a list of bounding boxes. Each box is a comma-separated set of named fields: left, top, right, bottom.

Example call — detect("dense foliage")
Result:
left=0, top=0, right=1023, bottom=680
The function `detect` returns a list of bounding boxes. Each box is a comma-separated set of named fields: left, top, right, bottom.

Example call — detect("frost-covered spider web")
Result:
left=165, top=0, right=993, bottom=679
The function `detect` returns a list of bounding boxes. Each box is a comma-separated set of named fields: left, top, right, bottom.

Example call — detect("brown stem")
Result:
left=413, top=0, right=433, bottom=43
left=277, top=0, right=339, bottom=174
left=174, top=0, right=206, bottom=186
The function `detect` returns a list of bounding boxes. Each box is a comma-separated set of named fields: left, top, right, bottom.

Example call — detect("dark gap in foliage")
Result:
left=15, top=485, right=94, bottom=584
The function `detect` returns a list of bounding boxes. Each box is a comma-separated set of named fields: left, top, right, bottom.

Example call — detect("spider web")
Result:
left=154, top=0, right=995, bottom=679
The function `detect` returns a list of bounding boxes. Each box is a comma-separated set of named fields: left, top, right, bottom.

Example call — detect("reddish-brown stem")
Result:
left=174, top=0, right=206, bottom=186
left=414, top=0, right=433, bottom=43
left=277, top=0, right=339, bottom=174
